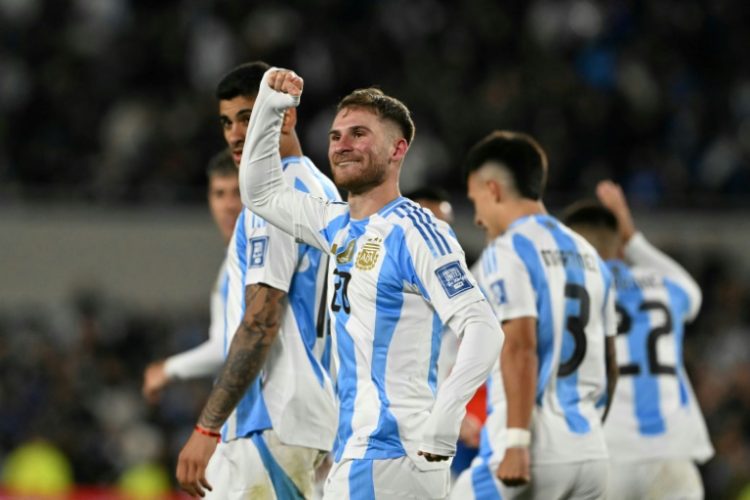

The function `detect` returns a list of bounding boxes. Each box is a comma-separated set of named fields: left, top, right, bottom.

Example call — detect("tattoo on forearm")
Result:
left=198, top=284, right=286, bottom=429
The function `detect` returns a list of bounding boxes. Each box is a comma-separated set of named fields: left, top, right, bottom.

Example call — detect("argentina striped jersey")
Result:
left=222, top=156, right=340, bottom=450
left=476, top=214, right=615, bottom=464
left=604, top=233, right=713, bottom=463
left=267, top=195, right=487, bottom=462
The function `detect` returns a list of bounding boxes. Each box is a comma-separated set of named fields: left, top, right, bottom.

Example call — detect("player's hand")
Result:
left=596, top=180, right=636, bottom=242
left=142, top=360, right=169, bottom=404
left=267, top=69, right=304, bottom=97
left=176, top=430, right=218, bottom=498
left=497, top=447, right=531, bottom=487
left=458, top=413, right=482, bottom=448
left=259, top=68, right=303, bottom=113
left=417, top=450, right=450, bottom=462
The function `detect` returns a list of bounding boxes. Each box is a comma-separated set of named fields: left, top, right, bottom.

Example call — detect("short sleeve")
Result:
left=476, top=242, right=537, bottom=323
left=241, top=212, right=298, bottom=293
left=401, top=221, right=486, bottom=326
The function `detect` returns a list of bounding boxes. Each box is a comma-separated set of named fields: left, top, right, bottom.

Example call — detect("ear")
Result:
left=281, top=108, right=297, bottom=134
left=390, top=137, right=409, bottom=162
left=486, top=178, right=504, bottom=203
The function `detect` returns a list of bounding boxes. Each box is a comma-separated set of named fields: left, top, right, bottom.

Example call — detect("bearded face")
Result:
left=328, top=107, right=395, bottom=195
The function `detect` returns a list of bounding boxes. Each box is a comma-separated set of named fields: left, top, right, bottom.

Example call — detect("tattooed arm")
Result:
left=176, top=283, right=286, bottom=497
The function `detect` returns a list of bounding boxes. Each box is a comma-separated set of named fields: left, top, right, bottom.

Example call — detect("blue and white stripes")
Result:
left=393, top=200, right=451, bottom=258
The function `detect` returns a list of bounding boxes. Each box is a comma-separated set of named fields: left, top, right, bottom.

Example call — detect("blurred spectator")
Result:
left=0, top=288, right=213, bottom=492
left=2, top=440, right=73, bottom=496
left=1, top=1, right=749, bottom=497
left=0, top=0, right=748, bottom=206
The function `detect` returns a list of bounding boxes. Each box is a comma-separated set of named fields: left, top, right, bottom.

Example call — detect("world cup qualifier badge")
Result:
left=435, top=261, right=474, bottom=298
left=249, top=236, right=269, bottom=268
left=355, top=237, right=383, bottom=271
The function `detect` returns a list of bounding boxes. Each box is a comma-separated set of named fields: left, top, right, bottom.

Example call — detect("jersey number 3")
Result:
left=558, top=283, right=590, bottom=377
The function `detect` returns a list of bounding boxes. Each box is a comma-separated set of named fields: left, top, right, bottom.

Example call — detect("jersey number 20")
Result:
left=331, top=269, right=352, bottom=314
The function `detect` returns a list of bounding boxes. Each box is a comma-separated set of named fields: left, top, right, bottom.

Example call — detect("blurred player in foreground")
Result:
left=142, top=150, right=241, bottom=403
left=240, top=67, right=503, bottom=499
left=176, top=62, right=340, bottom=499
left=563, top=180, right=714, bottom=500
left=455, top=131, right=617, bottom=499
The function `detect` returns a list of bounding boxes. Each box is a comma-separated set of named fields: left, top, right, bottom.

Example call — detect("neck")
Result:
left=502, top=199, right=546, bottom=231
left=347, top=181, right=401, bottom=220
left=279, top=130, right=303, bottom=158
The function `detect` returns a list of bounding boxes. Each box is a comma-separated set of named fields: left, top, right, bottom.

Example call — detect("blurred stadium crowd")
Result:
left=1, top=0, right=749, bottom=498
left=1, top=0, right=749, bottom=205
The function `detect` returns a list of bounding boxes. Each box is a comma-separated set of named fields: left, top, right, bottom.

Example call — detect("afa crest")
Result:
left=355, top=237, right=382, bottom=271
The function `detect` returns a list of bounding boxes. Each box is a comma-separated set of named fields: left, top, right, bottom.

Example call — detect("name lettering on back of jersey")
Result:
left=249, top=237, right=269, bottom=268
left=435, top=261, right=474, bottom=298
left=490, top=279, right=508, bottom=305
left=355, top=237, right=382, bottom=271
left=540, top=249, right=598, bottom=272
left=336, top=240, right=356, bottom=264
left=611, top=266, right=661, bottom=290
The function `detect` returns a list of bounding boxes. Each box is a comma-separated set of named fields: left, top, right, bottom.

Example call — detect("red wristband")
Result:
left=194, top=425, right=221, bottom=441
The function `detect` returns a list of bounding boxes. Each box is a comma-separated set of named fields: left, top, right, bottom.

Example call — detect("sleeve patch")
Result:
left=435, top=261, right=474, bottom=298
left=248, top=236, right=269, bottom=268
left=490, top=279, right=508, bottom=305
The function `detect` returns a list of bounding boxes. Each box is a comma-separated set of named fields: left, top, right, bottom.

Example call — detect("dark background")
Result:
left=1, top=0, right=749, bottom=498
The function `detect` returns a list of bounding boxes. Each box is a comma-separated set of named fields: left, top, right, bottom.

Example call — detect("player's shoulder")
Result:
left=491, top=218, right=545, bottom=261
left=562, top=223, right=612, bottom=281
left=238, top=205, right=269, bottom=231
left=565, top=224, right=604, bottom=262
left=384, top=197, right=457, bottom=256
left=477, top=234, right=525, bottom=279
left=626, top=263, right=671, bottom=291
left=282, top=156, right=341, bottom=202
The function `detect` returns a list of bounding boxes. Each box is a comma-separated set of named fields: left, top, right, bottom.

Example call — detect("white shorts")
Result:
left=204, top=429, right=325, bottom=500
left=451, top=458, right=608, bottom=500
left=450, top=458, right=503, bottom=500
left=507, top=460, right=609, bottom=500
left=323, top=456, right=451, bottom=500
left=607, top=459, right=703, bottom=500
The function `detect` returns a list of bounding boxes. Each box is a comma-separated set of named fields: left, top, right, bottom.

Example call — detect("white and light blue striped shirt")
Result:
left=239, top=72, right=502, bottom=466
left=222, top=156, right=340, bottom=451
left=476, top=214, right=615, bottom=464
left=604, top=233, right=713, bottom=463
left=318, top=197, right=488, bottom=461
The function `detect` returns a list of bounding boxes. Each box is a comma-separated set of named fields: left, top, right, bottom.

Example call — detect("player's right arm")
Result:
left=239, top=68, right=345, bottom=252
left=497, top=316, right=537, bottom=486
left=597, top=180, right=702, bottom=319
left=176, top=282, right=286, bottom=497
left=476, top=244, right=538, bottom=486
left=402, top=227, right=503, bottom=462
